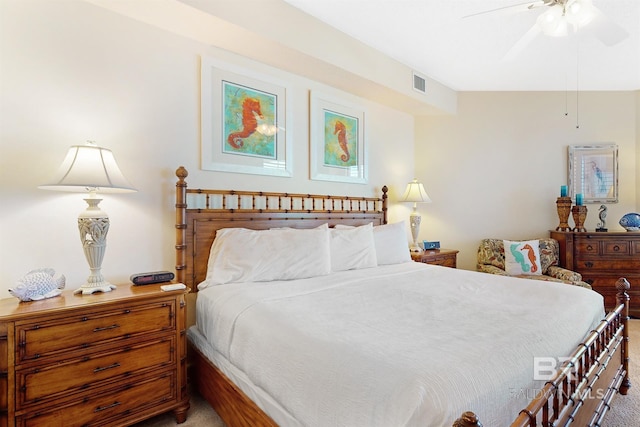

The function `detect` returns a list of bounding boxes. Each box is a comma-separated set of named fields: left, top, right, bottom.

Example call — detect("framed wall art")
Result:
left=310, top=91, right=367, bottom=184
left=568, top=144, right=618, bottom=203
left=201, top=56, right=292, bottom=177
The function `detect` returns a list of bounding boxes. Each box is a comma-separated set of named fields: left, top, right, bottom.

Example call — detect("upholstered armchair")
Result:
left=477, top=238, right=592, bottom=289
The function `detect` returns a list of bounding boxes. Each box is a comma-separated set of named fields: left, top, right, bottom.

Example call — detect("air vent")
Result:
left=413, top=72, right=426, bottom=94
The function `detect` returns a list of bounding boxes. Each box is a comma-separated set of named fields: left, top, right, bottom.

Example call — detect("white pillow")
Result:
left=200, top=225, right=331, bottom=288
left=330, top=223, right=377, bottom=272
left=372, top=221, right=411, bottom=265
left=336, top=221, right=411, bottom=265
left=503, top=239, right=542, bottom=276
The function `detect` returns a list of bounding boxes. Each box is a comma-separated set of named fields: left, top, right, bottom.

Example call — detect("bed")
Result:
left=174, top=166, right=631, bottom=426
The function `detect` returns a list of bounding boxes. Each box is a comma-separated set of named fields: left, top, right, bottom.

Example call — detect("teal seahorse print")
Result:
left=509, top=243, right=530, bottom=273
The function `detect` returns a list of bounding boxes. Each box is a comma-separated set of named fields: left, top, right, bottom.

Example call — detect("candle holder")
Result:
left=556, top=196, right=572, bottom=231
left=572, top=205, right=588, bottom=232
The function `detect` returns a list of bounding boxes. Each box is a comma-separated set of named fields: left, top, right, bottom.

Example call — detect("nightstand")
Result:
left=0, top=284, right=190, bottom=426
left=411, top=249, right=459, bottom=268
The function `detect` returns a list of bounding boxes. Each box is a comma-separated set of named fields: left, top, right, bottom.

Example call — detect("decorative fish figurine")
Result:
left=9, top=268, right=66, bottom=302
left=619, top=213, right=640, bottom=232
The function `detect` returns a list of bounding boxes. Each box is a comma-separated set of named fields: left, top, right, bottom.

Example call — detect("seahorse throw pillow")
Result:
left=503, top=240, right=542, bottom=276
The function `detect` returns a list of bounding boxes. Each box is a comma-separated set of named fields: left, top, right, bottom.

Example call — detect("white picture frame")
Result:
left=568, top=144, right=618, bottom=203
left=310, top=91, right=367, bottom=184
left=200, top=56, right=292, bottom=177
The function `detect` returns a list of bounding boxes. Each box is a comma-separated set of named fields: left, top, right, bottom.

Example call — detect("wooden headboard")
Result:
left=174, top=166, right=388, bottom=291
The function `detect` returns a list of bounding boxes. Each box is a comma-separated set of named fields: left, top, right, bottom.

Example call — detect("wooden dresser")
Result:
left=550, top=231, right=640, bottom=317
left=0, top=284, right=190, bottom=427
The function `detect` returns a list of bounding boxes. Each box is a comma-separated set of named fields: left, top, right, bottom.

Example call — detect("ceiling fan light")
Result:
left=565, top=0, right=595, bottom=28
left=537, top=5, right=568, bottom=37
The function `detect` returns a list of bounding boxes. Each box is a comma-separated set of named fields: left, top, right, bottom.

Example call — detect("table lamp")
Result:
left=401, top=178, right=432, bottom=253
left=39, top=141, right=136, bottom=295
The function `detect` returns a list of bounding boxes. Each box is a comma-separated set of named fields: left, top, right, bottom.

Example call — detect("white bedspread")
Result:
left=193, top=262, right=605, bottom=427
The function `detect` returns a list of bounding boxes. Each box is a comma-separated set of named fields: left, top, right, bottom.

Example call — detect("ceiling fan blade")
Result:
left=462, top=1, right=543, bottom=19
left=588, top=7, right=629, bottom=46
left=502, top=23, right=542, bottom=62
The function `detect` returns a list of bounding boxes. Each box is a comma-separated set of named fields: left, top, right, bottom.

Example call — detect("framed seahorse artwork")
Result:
left=200, top=56, right=292, bottom=177
left=222, top=81, right=277, bottom=158
left=568, top=144, right=618, bottom=204
left=310, top=91, right=367, bottom=184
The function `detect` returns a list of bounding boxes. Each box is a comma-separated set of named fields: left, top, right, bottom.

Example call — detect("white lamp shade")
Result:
left=39, top=144, right=136, bottom=193
left=401, top=179, right=432, bottom=203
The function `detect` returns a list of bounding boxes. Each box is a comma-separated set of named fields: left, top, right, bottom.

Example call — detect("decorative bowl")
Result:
left=619, top=213, right=640, bottom=232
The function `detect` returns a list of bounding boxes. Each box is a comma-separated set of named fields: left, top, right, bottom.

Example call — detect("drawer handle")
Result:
left=93, top=362, right=121, bottom=373
left=94, top=401, right=121, bottom=413
left=586, top=244, right=594, bottom=251
left=584, top=262, right=594, bottom=268
left=613, top=245, right=620, bottom=252
left=93, top=324, right=120, bottom=332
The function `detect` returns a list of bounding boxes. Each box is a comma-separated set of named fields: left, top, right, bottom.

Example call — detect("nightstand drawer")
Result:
left=426, top=256, right=456, bottom=268
left=411, top=249, right=458, bottom=268
left=15, top=300, right=175, bottom=362
left=17, top=371, right=175, bottom=427
left=17, top=337, right=174, bottom=407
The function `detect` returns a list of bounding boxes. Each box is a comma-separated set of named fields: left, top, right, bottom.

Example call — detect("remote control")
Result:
left=160, top=283, right=187, bottom=292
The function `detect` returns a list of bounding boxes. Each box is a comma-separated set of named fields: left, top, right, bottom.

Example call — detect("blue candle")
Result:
left=576, top=193, right=583, bottom=206
left=561, top=185, right=568, bottom=197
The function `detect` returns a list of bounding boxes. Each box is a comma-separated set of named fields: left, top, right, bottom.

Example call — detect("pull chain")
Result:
left=575, top=41, right=580, bottom=129
left=565, top=74, right=569, bottom=116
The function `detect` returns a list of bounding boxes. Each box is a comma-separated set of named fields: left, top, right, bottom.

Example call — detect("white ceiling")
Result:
left=282, top=0, right=640, bottom=91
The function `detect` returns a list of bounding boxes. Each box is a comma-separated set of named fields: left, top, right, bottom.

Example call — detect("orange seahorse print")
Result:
left=334, top=121, right=350, bottom=162
left=227, top=97, right=263, bottom=149
left=520, top=244, right=539, bottom=273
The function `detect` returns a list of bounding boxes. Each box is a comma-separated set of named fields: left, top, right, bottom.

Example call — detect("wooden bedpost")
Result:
left=452, top=411, right=482, bottom=427
left=175, top=166, right=188, bottom=288
left=381, top=185, right=388, bottom=224
left=616, top=277, right=631, bottom=395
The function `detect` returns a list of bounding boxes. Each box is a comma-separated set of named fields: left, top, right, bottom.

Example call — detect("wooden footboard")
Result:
left=510, top=278, right=631, bottom=426
left=454, top=278, right=632, bottom=427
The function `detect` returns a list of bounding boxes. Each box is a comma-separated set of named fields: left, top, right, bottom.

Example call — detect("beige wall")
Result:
left=0, top=0, right=415, bottom=297
left=637, top=90, right=640, bottom=209
left=416, top=91, right=638, bottom=270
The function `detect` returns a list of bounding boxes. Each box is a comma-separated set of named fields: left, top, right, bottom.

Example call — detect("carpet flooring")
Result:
left=136, top=319, right=640, bottom=426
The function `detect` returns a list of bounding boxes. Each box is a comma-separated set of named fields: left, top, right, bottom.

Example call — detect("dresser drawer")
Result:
left=17, top=337, right=174, bottom=407
left=15, top=300, right=175, bottom=362
left=1, top=286, right=189, bottom=426
left=575, top=240, right=601, bottom=255
left=574, top=258, right=640, bottom=271
left=17, top=371, right=175, bottom=427
left=551, top=231, right=640, bottom=319
left=587, top=287, right=640, bottom=317
left=575, top=238, right=632, bottom=257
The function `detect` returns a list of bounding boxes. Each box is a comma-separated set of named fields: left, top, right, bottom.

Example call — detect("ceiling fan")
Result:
left=466, top=0, right=629, bottom=59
